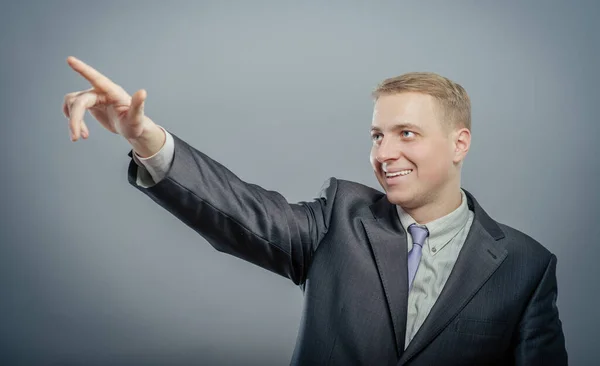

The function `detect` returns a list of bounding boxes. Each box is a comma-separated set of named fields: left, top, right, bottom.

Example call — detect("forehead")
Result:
left=371, top=92, right=440, bottom=129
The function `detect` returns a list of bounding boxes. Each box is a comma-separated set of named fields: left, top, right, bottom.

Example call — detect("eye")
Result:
left=371, top=133, right=382, bottom=142
left=401, top=131, right=415, bottom=138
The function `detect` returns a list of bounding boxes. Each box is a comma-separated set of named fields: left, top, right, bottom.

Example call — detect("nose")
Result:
left=375, top=137, right=401, bottom=164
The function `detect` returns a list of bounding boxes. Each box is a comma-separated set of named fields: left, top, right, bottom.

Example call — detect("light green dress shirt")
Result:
left=396, top=189, right=475, bottom=349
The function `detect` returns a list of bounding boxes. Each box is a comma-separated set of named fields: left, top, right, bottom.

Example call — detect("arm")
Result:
left=126, top=129, right=337, bottom=285
left=514, top=254, right=568, bottom=365
left=63, top=56, right=335, bottom=280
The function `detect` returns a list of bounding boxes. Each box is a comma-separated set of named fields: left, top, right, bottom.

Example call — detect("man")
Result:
left=63, top=56, right=568, bottom=365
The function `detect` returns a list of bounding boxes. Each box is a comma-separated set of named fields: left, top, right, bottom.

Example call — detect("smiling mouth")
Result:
left=385, top=169, right=413, bottom=178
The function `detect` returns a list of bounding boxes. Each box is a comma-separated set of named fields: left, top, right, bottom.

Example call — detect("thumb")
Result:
left=128, top=89, right=147, bottom=121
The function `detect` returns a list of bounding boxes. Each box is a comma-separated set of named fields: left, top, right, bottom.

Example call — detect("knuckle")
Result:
left=71, top=96, right=89, bottom=110
left=71, top=98, right=82, bottom=107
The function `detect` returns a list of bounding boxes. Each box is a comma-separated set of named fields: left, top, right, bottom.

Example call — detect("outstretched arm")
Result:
left=63, top=56, right=336, bottom=285
left=127, top=130, right=338, bottom=285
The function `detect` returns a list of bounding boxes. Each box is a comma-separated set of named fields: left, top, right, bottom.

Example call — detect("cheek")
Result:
left=415, top=146, right=452, bottom=178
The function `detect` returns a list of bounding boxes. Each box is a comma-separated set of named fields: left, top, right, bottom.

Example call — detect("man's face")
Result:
left=369, top=92, right=458, bottom=208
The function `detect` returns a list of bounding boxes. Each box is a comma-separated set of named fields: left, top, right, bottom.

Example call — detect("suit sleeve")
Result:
left=126, top=130, right=337, bottom=285
left=513, top=254, right=568, bottom=365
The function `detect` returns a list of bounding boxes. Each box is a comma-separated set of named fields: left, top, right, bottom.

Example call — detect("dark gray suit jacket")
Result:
left=127, top=132, right=568, bottom=365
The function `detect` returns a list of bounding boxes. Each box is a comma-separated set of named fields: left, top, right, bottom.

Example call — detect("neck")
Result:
left=403, top=186, right=463, bottom=225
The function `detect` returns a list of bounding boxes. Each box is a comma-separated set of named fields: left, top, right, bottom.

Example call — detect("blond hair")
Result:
left=372, top=72, right=471, bottom=131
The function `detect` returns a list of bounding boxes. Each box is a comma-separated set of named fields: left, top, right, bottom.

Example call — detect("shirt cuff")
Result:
left=131, top=125, right=175, bottom=184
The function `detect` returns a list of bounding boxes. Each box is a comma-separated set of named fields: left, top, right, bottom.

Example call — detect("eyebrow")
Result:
left=370, top=123, right=422, bottom=133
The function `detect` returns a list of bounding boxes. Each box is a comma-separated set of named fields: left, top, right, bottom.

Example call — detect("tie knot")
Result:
left=408, top=224, right=429, bottom=247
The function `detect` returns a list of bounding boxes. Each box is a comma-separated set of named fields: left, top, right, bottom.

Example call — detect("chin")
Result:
left=387, top=195, right=413, bottom=207
left=383, top=186, right=417, bottom=207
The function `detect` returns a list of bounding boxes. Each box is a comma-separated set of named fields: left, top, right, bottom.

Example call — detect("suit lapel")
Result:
left=398, top=190, right=508, bottom=365
left=360, top=195, right=409, bottom=357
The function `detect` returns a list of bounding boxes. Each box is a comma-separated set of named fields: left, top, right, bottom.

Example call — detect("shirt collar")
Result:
left=396, top=189, right=470, bottom=255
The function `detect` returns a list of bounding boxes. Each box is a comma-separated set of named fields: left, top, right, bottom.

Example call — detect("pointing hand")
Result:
left=63, top=56, right=153, bottom=142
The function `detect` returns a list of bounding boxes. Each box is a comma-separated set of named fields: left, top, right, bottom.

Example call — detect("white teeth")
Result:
left=386, top=169, right=412, bottom=177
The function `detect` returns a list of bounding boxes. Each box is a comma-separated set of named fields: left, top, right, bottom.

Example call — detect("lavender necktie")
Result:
left=407, top=224, right=429, bottom=290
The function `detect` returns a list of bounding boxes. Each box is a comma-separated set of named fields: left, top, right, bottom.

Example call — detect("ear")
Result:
left=452, top=128, right=471, bottom=164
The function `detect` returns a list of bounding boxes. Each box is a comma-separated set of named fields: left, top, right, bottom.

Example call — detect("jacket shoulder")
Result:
left=497, top=222, right=555, bottom=266
left=316, top=177, right=384, bottom=214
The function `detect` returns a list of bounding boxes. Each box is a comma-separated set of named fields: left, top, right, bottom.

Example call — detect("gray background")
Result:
left=1, top=0, right=598, bottom=365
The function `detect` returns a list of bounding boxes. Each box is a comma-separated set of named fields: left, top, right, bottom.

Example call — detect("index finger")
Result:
left=66, top=56, right=120, bottom=96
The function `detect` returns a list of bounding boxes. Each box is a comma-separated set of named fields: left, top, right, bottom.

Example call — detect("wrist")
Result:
left=128, top=120, right=166, bottom=158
